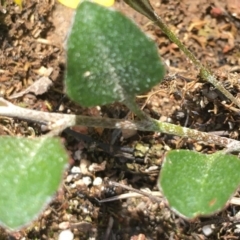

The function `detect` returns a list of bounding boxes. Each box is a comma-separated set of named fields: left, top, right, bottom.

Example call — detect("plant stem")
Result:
left=1, top=98, right=239, bottom=149
left=153, top=16, right=240, bottom=108
left=123, top=98, right=149, bottom=120
left=123, top=0, right=240, bottom=109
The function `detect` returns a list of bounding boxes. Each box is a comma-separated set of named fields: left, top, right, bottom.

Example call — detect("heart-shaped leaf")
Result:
left=0, top=136, right=68, bottom=229
left=65, top=1, right=165, bottom=107
left=159, top=150, right=240, bottom=219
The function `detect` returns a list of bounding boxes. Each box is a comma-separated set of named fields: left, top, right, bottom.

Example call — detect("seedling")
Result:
left=1, top=0, right=240, bottom=230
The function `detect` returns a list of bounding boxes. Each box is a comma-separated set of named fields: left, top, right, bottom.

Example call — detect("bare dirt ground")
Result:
left=1, top=0, right=240, bottom=239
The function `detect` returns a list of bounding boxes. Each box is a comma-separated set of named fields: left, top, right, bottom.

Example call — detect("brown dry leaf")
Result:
left=9, top=76, right=52, bottom=99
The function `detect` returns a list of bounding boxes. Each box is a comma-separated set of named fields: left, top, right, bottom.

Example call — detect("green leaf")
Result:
left=65, top=1, right=165, bottom=107
left=123, top=0, right=157, bottom=21
left=0, top=136, right=68, bottom=229
left=159, top=150, right=240, bottom=219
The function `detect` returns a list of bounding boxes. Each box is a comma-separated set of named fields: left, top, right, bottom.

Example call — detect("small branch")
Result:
left=104, top=217, right=114, bottom=240
left=99, top=191, right=163, bottom=203
left=0, top=98, right=76, bottom=130
left=107, top=181, right=162, bottom=203
left=1, top=98, right=240, bottom=150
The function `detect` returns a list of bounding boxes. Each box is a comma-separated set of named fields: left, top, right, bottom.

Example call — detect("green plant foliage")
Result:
left=159, top=150, right=240, bottom=219
left=0, top=136, right=68, bottom=229
left=65, top=1, right=165, bottom=107
left=123, top=0, right=156, bottom=21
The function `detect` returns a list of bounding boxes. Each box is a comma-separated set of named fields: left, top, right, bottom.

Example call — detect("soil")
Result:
left=1, top=0, right=240, bottom=239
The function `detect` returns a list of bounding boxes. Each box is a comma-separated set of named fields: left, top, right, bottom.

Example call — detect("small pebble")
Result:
left=66, top=174, right=74, bottom=183
left=82, top=176, right=92, bottom=186
left=70, top=183, right=76, bottom=188
left=43, top=209, right=51, bottom=217
left=202, top=225, right=213, bottom=236
left=58, top=229, right=74, bottom=240
left=167, top=117, right=172, bottom=123
left=93, top=177, right=102, bottom=186
left=74, top=149, right=82, bottom=160
left=58, top=104, right=65, bottom=112
left=234, top=225, right=240, bottom=234
left=72, top=199, right=79, bottom=208
left=70, top=166, right=81, bottom=174
left=58, top=221, right=70, bottom=230
left=159, top=115, right=167, bottom=122
left=82, top=206, right=90, bottom=214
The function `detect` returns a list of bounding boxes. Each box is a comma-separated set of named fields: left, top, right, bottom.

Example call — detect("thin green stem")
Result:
left=153, top=15, right=240, bottom=108
left=74, top=116, right=234, bottom=147
left=123, top=0, right=240, bottom=108
left=123, top=98, right=149, bottom=120
left=0, top=97, right=239, bottom=149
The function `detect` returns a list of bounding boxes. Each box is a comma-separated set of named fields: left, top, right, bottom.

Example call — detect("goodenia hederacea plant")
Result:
left=65, top=1, right=165, bottom=117
left=1, top=0, right=240, bottom=226
left=119, top=0, right=240, bottom=218
left=0, top=136, right=68, bottom=229
left=63, top=1, right=240, bottom=219
left=159, top=150, right=240, bottom=218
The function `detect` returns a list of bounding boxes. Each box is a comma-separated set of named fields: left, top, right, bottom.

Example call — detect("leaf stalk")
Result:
left=123, top=0, right=240, bottom=108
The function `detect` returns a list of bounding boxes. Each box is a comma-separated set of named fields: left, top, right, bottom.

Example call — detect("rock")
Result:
left=93, top=177, right=103, bottom=186
left=202, top=225, right=213, bottom=236
left=58, top=229, right=74, bottom=240
left=70, top=166, right=81, bottom=174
